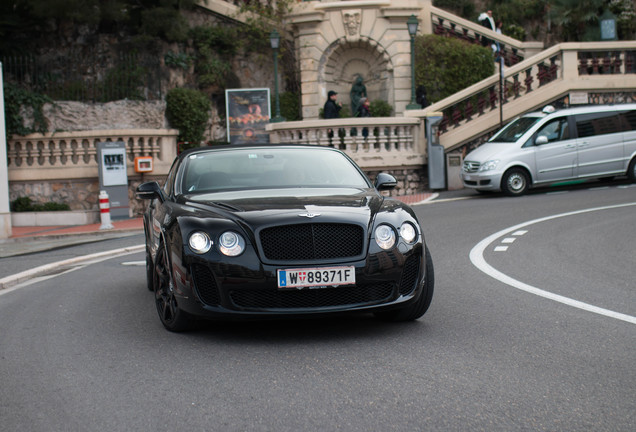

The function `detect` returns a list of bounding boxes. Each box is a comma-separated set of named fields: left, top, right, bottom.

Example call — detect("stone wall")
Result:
left=9, top=174, right=166, bottom=217
left=9, top=165, right=428, bottom=218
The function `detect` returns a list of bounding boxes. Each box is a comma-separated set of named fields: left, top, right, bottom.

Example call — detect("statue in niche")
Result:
left=350, top=76, right=367, bottom=116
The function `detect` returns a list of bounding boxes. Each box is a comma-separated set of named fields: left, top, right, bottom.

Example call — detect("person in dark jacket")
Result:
left=323, top=90, right=342, bottom=119
left=357, top=97, right=371, bottom=138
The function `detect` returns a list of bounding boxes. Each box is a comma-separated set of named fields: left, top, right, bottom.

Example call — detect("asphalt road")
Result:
left=1, top=181, right=635, bottom=431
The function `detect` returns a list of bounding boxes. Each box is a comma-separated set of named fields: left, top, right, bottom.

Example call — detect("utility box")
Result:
left=446, top=153, right=464, bottom=191
left=97, top=141, right=130, bottom=219
left=425, top=113, right=445, bottom=189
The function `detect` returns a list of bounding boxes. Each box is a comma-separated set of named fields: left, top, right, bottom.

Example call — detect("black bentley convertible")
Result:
left=136, top=145, right=434, bottom=331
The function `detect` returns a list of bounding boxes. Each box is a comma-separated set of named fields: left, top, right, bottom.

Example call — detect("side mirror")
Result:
left=535, top=135, right=549, bottom=145
left=375, top=173, right=397, bottom=191
left=136, top=181, right=165, bottom=202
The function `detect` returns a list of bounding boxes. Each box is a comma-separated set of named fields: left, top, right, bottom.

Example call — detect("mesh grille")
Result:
left=399, top=254, right=421, bottom=295
left=191, top=264, right=220, bottom=306
left=229, top=283, right=393, bottom=310
left=463, top=161, right=480, bottom=173
left=260, top=223, right=364, bottom=261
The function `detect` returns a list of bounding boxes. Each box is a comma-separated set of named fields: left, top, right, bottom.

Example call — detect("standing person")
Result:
left=494, top=20, right=503, bottom=54
left=357, top=97, right=371, bottom=138
left=323, top=90, right=342, bottom=119
left=357, top=97, right=371, bottom=117
left=478, top=10, right=495, bottom=48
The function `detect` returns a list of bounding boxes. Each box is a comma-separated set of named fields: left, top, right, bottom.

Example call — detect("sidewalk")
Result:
left=0, top=218, right=144, bottom=258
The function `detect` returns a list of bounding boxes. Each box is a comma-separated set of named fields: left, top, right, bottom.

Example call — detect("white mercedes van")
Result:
left=461, top=104, right=636, bottom=195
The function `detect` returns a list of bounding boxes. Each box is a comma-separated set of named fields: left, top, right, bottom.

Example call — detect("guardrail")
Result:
left=414, top=41, right=636, bottom=152
left=7, top=129, right=178, bottom=181
left=266, top=117, right=424, bottom=168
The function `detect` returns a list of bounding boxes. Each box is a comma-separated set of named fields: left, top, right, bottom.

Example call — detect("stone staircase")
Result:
left=197, top=0, right=636, bottom=155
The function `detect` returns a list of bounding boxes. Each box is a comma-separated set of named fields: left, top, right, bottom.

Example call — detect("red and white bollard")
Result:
left=99, top=190, right=114, bottom=230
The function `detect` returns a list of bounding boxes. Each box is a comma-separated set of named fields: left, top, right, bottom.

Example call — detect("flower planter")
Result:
left=11, top=210, right=100, bottom=227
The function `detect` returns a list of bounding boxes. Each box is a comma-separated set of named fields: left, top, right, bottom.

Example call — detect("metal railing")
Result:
left=1, top=53, right=162, bottom=102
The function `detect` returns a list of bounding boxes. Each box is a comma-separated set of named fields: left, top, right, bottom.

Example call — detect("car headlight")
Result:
left=219, top=231, right=245, bottom=256
left=400, top=223, right=417, bottom=243
left=479, top=160, right=500, bottom=172
left=375, top=225, right=396, bottom=250
left=189, top=231, right=212, bottom=254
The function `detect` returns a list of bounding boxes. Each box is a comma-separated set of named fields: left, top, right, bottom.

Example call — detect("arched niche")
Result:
left=319, top=37, right=394, bottom=114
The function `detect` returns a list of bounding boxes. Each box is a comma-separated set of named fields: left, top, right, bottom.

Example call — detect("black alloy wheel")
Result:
left=153, top=243, right=192, bottom=332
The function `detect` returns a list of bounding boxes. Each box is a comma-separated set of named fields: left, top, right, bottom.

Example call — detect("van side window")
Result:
left=618, top=110, right=636, bottom=131
left=536, top=118, right=569, bottom=143
left=576, top=112, right=622, bottom=138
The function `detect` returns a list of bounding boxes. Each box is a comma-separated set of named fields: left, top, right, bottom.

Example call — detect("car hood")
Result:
left=465, top=142, right=518, bottom=162
left=181, top=187, right=384, bottom=230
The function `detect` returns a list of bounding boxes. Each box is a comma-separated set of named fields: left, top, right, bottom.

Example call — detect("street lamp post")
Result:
left=270, top=29, right=285, bottom=123
left=406, top=15, right=421, bottom=110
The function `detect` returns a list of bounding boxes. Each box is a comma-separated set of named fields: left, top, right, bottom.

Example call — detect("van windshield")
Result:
left=489, top=117, right=541, bottom=143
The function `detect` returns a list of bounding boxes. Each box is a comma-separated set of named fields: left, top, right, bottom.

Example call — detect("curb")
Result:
left=0, top=244, right=145, bottom=291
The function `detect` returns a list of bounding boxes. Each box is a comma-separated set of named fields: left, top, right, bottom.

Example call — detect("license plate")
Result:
left=277, top=266, right=355, bottom=289
left=464, top=175, right=472, bottom=181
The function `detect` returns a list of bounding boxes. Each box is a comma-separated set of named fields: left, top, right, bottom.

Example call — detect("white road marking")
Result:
left=470, top=202, right=636, bottom=325
left=121, top=261, right=145, bottom=266
left=512, top=230, right=528, bottom=236
left=501, top=237, right=516, bottom=244
left=494, top=246, right=509, bottom=252
left=0, top=245, right=145, bottom=292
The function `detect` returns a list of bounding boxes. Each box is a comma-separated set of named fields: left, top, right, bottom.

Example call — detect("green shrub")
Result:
left=10, top=197, right=70, bottom=212
left=414, top=35, right=494, bottom=104
left=3, top=82, right=51, bottom=140
left=370, top=100, right=393, bottom=117
left=166, top=88, right=211, bottom=147
left=275, top=91, right=301, bottom=121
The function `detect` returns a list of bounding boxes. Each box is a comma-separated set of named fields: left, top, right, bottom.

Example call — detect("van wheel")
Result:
left=628, top=158, right=636, bottom=182
left=501, top=168, right=529, bottom=196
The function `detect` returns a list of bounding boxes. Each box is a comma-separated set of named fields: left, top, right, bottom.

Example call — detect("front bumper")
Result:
left=173, top=246, right=425, bottom=319
left=461, top=171, right=503, bottom=191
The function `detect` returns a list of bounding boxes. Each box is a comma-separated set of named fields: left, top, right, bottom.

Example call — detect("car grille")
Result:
left=399, top=254, right=421, bottom=295
left=463, top=161, right=480, bottom=173
left=229, top=283, right=394, bottom=310
left=191, top=264, right=220, bottom=306
left=260, top=223, right=364, bottom=261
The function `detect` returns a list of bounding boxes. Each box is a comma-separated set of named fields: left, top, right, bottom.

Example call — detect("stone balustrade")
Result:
left=411, top=41, right=636, bottom=152
left=428, top=6, right=544, bottom=67
left=266, top=117, right=424, bottom=169
left=8, top=129, right=178, bottom=182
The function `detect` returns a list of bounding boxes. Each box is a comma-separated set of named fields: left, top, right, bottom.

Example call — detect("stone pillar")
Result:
left=0, top=63, right=11, bottom=238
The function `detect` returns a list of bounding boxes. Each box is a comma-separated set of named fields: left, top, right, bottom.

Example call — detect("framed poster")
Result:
left=226, top=88, right=271, bottom=144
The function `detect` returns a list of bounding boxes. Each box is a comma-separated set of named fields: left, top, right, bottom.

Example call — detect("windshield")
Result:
left=489, top=117, right=542, bottom=143
left=180, top=147, right=370, bottom=194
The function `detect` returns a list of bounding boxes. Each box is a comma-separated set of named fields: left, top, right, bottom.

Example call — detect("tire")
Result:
left=374, top=246, right=434, bottom=322
left=628, top=158, right=636, bottom=182
left=153, top=243, right=193, bottom=332
left=501, top=168, right=529, bottom=196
